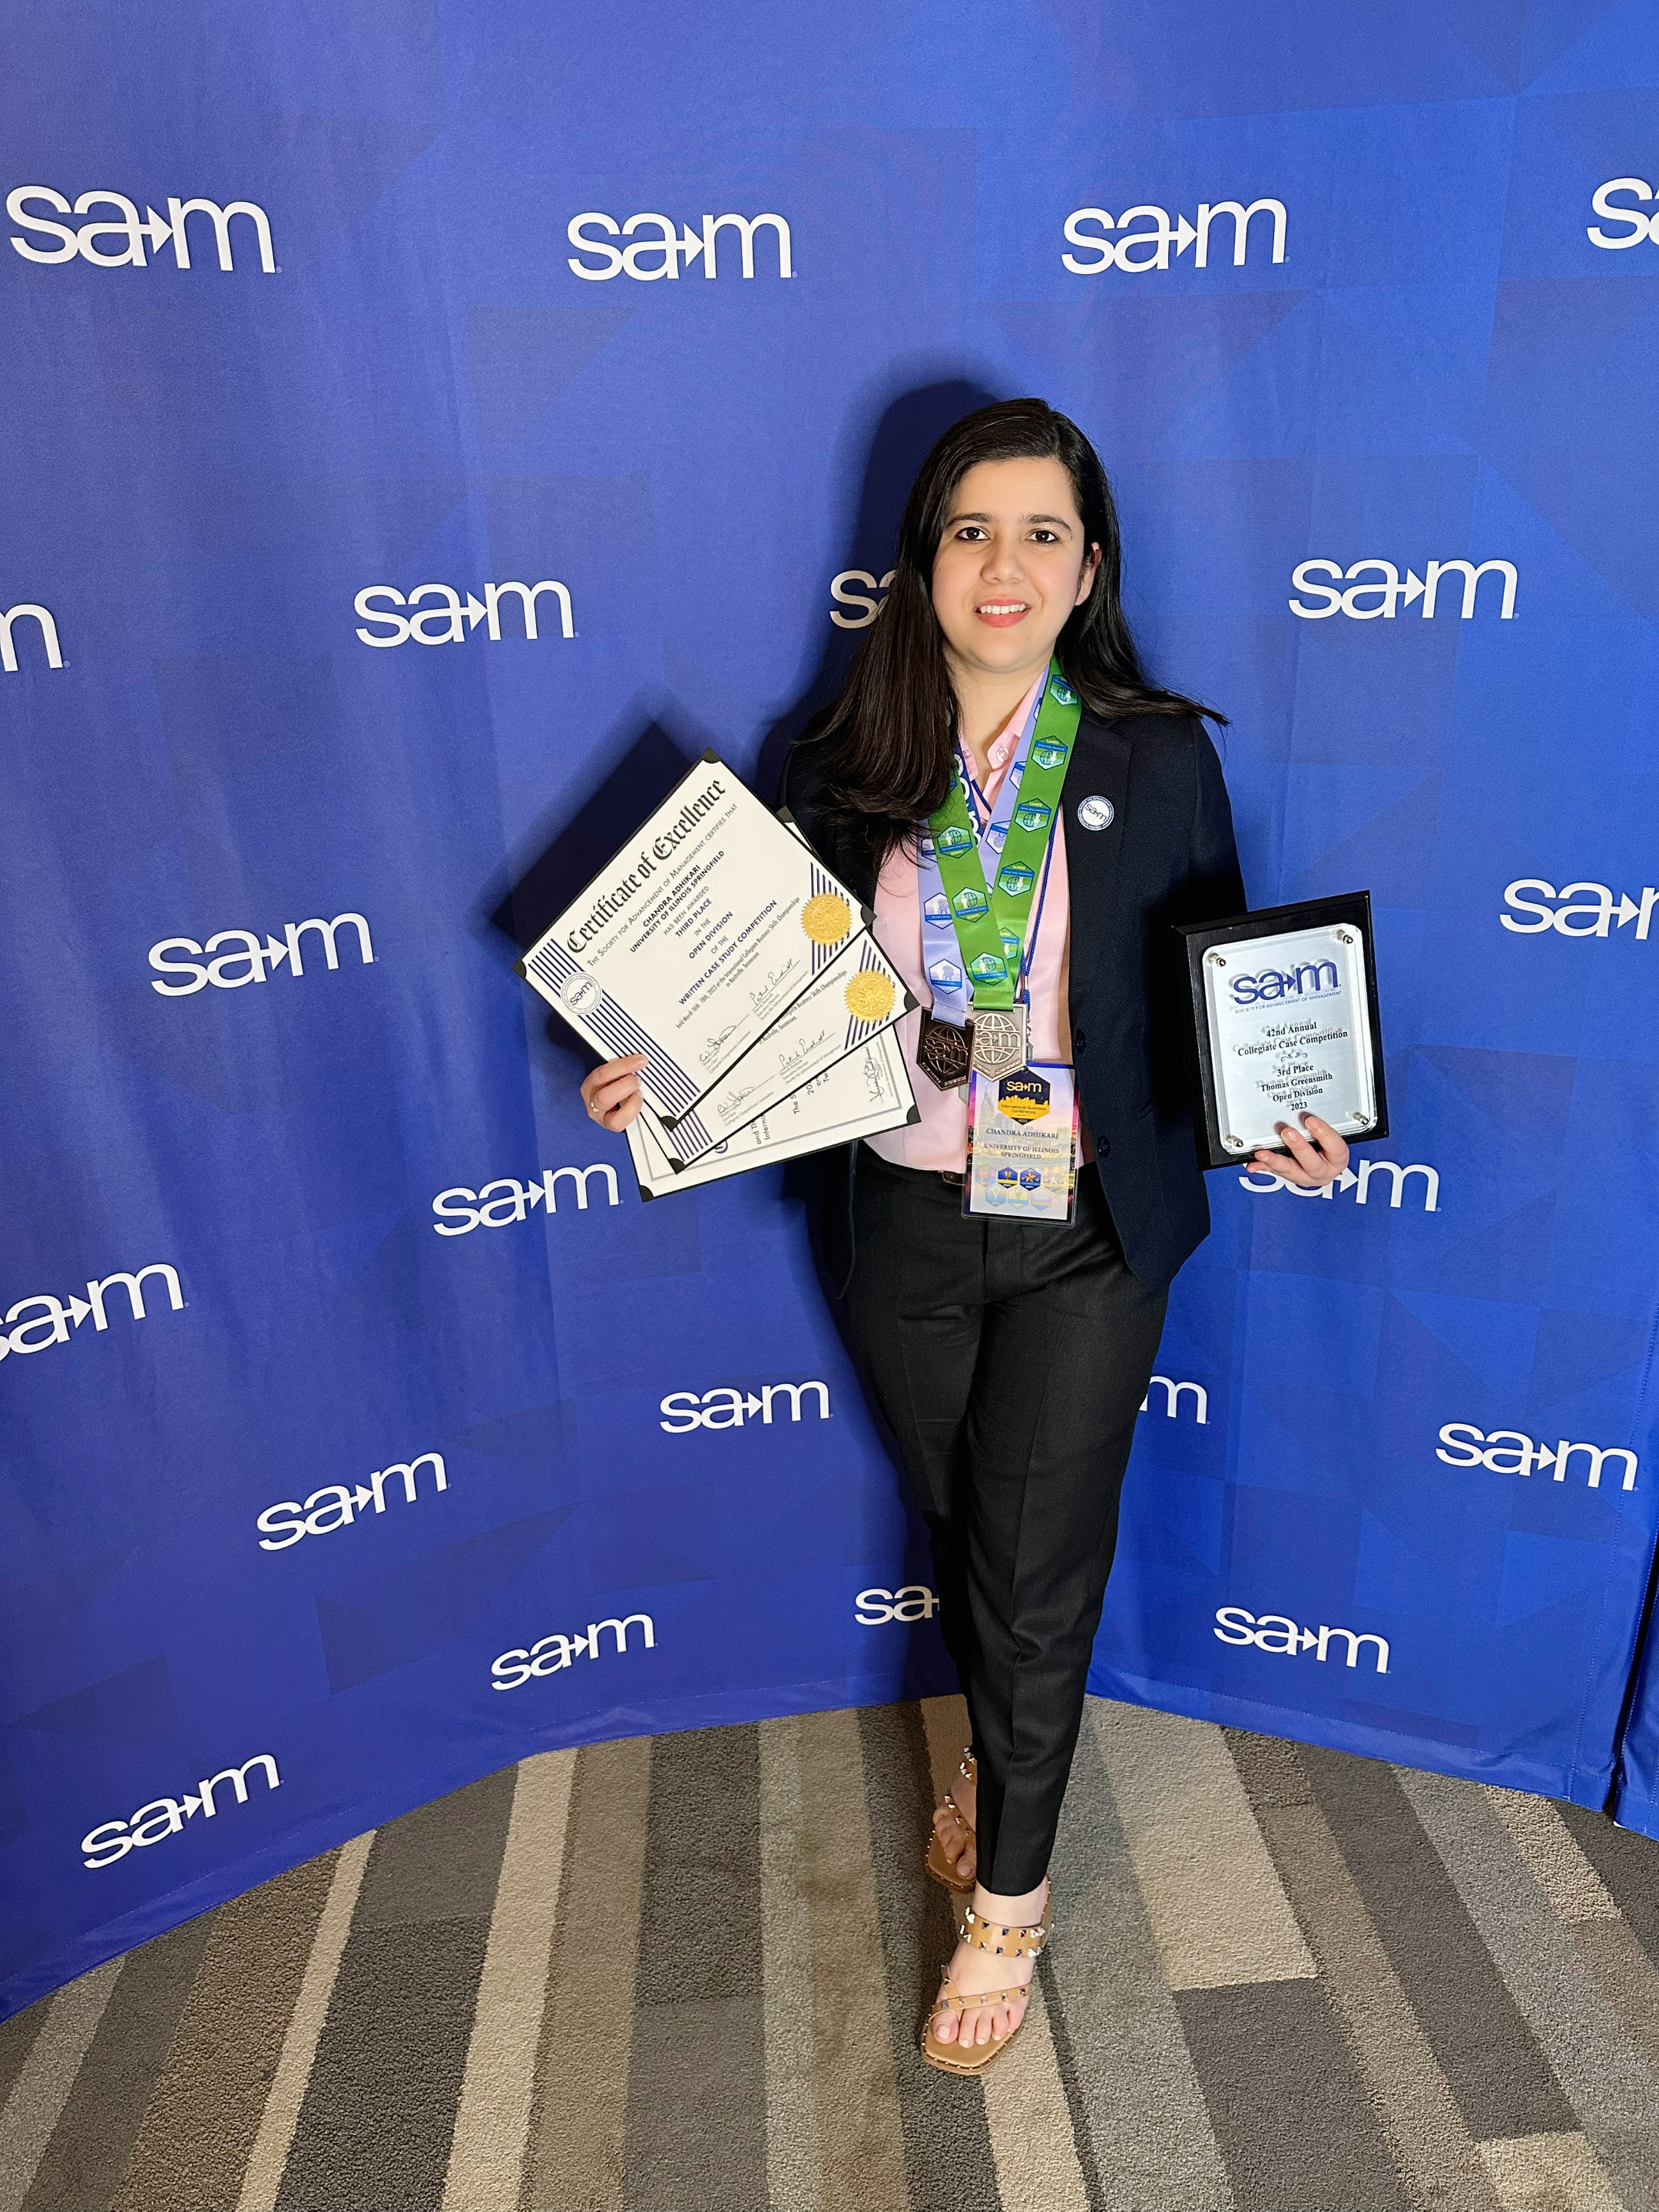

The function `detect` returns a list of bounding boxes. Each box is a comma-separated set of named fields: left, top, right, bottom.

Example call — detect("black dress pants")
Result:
left=845, top=1148, right=1167, bottom=1895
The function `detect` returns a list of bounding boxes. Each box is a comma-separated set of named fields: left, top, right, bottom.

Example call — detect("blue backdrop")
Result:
left=5, top=0, right=1659, bottom=2021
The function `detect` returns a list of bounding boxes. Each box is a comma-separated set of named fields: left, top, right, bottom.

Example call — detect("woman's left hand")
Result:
left=1250, top=1113, right=1350, bottom=1188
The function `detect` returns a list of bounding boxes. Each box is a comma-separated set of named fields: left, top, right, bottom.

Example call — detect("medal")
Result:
left=969, top=1003, right=1028, bottom=1080
left=916, top=1011, right=973, bottom=1091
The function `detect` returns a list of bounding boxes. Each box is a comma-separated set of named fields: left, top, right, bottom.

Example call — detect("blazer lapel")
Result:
left=1061, top=713, right=1134, bottom=1015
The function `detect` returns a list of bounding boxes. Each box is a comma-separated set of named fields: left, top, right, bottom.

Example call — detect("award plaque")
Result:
left=1173, top=892, right=1388, bottom=1171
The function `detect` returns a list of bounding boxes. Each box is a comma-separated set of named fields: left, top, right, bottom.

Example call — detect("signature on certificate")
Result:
left=715, top=1084, right=759, bottom=1124
left=777, top=1028, right=831, bottom=1080
left=748, top=968, right=792, bottom=1015
left=698, top=1022, right=739, bottom=1070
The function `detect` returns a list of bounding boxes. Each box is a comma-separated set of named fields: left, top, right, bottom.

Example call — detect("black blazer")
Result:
left=782, top=707, right=1246, bottom=1294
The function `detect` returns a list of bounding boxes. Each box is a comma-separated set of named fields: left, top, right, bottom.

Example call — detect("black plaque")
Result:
left=1173, top=892, right=1388, bottom=1171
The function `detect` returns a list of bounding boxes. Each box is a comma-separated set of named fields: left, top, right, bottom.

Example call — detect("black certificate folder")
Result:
left=1173, top=891, right=1389, bottom=1172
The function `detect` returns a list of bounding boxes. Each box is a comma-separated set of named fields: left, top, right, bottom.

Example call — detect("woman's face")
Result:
left=930, top=455, right=1101, bottom=684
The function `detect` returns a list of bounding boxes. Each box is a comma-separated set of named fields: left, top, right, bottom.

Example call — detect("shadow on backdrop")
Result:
left=752, top=372, right=1002, bottom=806
left=475, top=374, right=1005, bottom=1697
left=481, top=372, right=1002, bottom=984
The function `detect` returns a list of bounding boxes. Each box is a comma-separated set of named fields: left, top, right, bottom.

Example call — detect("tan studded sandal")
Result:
left=925, top=1746, right=978, bottom=1895
left=921, top=1896, right=1049, bottom=2077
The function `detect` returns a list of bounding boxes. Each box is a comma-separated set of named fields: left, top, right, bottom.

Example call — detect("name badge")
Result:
left=962, top=1061, right=1079, bottom=1224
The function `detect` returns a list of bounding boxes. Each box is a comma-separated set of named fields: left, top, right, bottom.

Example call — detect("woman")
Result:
left=581, top=399, right=1348, bottom=2074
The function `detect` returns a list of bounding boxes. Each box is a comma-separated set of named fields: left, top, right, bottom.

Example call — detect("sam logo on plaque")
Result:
left=1224, top=957, right=1340, bottom=1007
left=1174, top=892, right=1388, bottom=1169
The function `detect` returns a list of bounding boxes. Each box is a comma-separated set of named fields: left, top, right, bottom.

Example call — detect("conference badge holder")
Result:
left=962, top=1061, right=1079, bottom=1224
left=1173, top=891, right=1388, bottom=1171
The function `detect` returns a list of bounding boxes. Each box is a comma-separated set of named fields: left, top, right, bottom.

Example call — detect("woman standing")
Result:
left=581, top=399, right=1348, bottom=2074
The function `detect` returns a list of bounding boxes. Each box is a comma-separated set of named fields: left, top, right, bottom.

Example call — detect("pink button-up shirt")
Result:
left=866, top=672, right=1084, bottom=1173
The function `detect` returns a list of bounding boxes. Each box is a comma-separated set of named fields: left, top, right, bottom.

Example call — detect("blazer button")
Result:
left=1073, top=1027, right=1088, bottom=1054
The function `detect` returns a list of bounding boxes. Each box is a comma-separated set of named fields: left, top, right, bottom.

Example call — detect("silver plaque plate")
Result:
left=1203, top=924, right=1377, bottom=1156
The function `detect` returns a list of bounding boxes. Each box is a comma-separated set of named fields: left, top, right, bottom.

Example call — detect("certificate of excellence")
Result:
left=518, top=754, right=870, bottom=1121
left=1174, top=892, right=1389, bottom=1171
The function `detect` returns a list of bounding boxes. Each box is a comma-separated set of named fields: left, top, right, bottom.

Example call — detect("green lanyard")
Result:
left=926, top=660, right=1081, bottom=1013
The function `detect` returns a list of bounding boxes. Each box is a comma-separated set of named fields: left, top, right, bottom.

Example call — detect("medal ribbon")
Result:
left=921, top=661, right=1081, bottom=1017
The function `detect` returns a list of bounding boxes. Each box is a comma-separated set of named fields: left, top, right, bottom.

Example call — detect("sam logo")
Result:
left=1242, top=1159, right=1439, bottom=1210
left=1501, top=880, right=1658, bottom=940
left=659, top=1380, right=830, bottom=1432
left=568, top=211, right=793, bottom=281
left=1140, top=1376, right=1209, bottom=1422
left=354, top=579, right=573, bottom=648
left=3, top=1263, right=183, bottom=1363
left=830, top=568, right=896, bottom=629
left=1214, top=1606, right=1389, bottom=1673
left=856, top=1584, right=940, bottom=1624
left=1062, top=197, right=1286, bottom=273
left=492, top=1613, right=654, bottom=1690
left=256, top=1450, right=449, bottom=1551
left=8, top=188, right=275, bottom=271
left=1, top=602, right=62, bottom=673
left=149, top=912, right=372, bottom=995
left=432, top=1165, right=619, bottom=1234
left=1290, top=558, right=1517, bottom=621
left=1437, top=1424, right=1638, bottom=1493
left=1227, top=958, right=1339, bottom=1007
left=81, top=1753, right=280, bottom=1870
left=1588, top=179, right=1659, bottom=248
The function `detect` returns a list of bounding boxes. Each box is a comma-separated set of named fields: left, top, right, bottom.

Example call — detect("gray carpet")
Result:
left=3, top=1694, right=1658, bottom=2210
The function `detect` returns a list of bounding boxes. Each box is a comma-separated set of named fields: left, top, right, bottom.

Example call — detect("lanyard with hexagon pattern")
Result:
left=924, top=659, right=1080, bottom=1074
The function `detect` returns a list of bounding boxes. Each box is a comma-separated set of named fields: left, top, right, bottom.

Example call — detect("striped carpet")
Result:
left=5, top=1699, right=1659, bottom=2212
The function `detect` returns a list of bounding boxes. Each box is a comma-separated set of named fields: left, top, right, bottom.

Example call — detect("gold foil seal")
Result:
left=843, top=969, right=896, bottom=1023
left=801, top=892, right=853, bottom=945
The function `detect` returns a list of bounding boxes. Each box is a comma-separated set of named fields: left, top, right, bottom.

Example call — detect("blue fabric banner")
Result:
left=5, top=0, right=1659, bottom=2018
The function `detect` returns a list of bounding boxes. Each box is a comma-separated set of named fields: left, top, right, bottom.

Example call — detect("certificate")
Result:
left=661, top=930, right=912, bottom=1167
left=626, top=1026, right=919, bottom=1197
left=518, top=754, right=869, bottom=1120
left=1174, top=892, right=1389, bottom=1169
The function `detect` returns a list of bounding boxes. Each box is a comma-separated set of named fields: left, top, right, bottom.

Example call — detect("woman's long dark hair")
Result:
left=813, top=396, right=1220, bottom=875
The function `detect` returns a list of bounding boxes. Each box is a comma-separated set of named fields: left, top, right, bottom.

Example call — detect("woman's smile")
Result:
left=975, top=598, right=1031, bottom=628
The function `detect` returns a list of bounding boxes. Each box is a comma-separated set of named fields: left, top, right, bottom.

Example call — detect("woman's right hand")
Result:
left=580, top=1053, right=647, bottom=1133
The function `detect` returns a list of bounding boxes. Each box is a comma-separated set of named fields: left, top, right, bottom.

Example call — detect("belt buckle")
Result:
left=939, top=1170, right=964, bottom=1190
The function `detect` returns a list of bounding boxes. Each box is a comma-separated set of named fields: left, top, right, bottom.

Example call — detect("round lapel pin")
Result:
left=1076, top=794, right=1115, bottom=831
